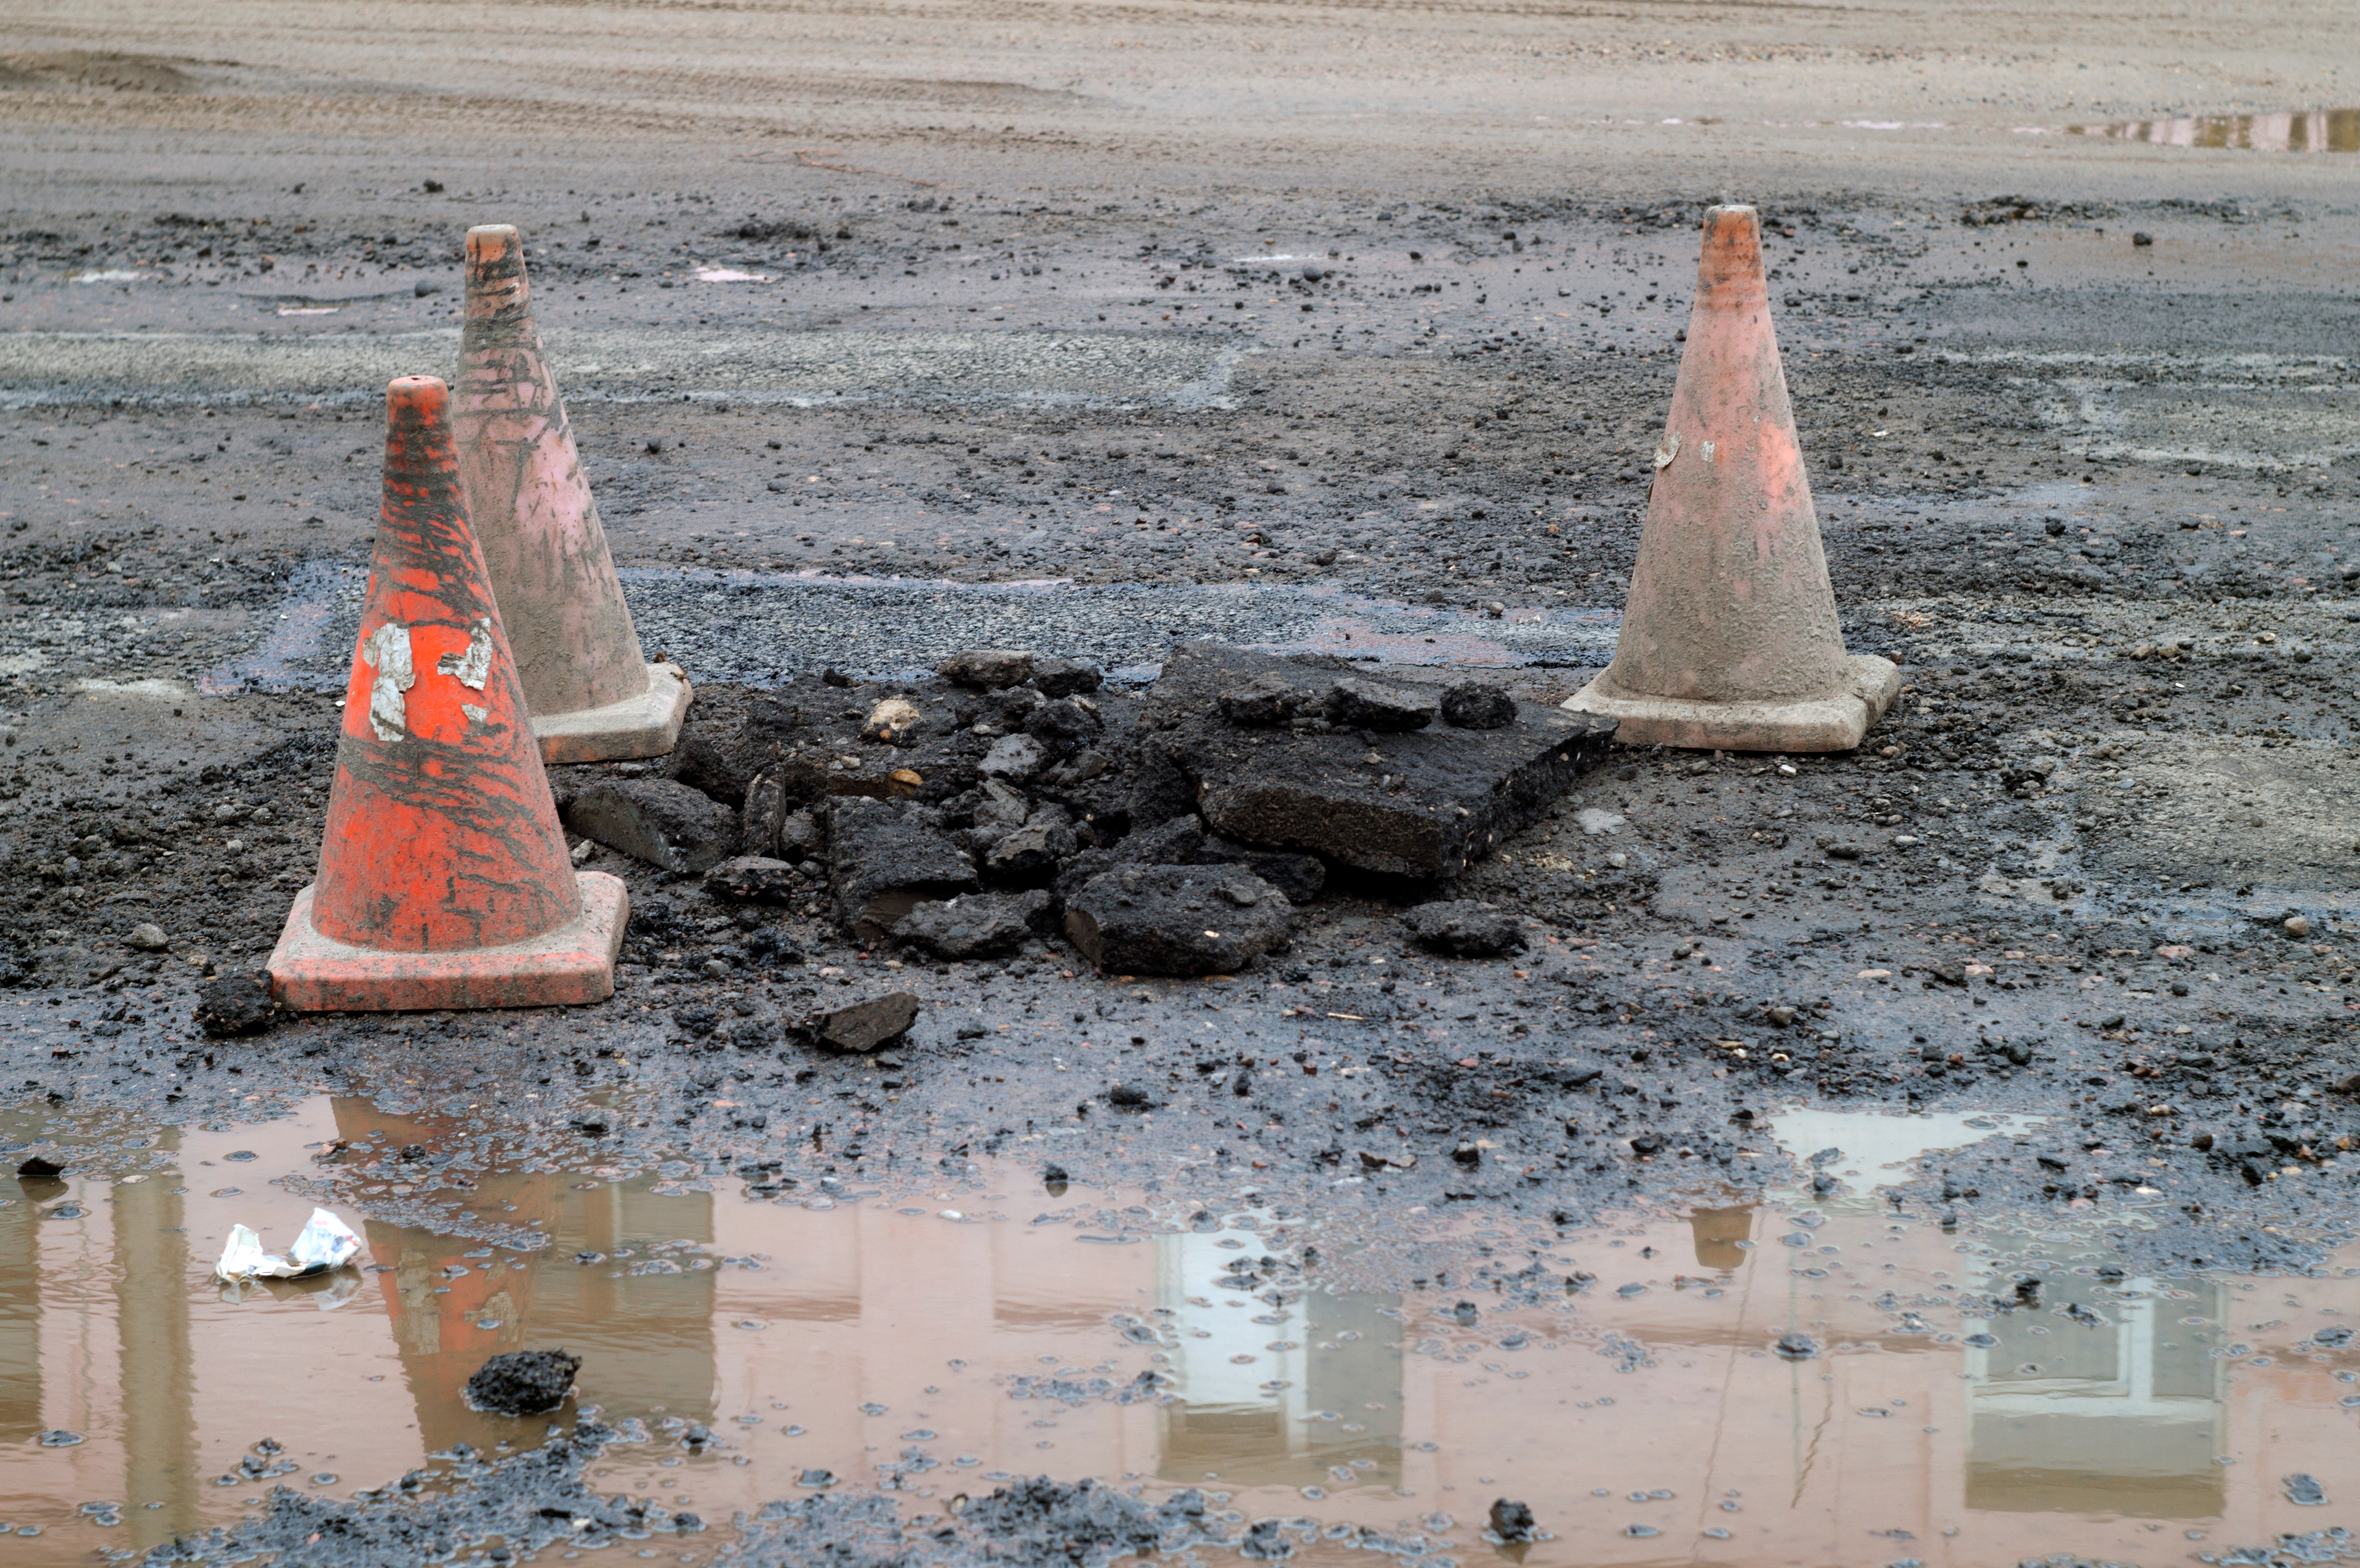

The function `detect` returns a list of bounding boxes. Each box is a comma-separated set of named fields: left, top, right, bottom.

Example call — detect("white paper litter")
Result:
left=213, top=1208, right=362, bottom=1281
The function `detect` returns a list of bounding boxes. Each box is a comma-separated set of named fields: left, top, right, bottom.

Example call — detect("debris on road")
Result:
left=1064, top=863, right=1294, bottom=975
left=464, top=1348, right=583, bottom=1415
left=213, top=1208, right=361, bottom=1282
left=810, top=991, right=922, bottom=1053
left=565, top=777, right=739, bottom=874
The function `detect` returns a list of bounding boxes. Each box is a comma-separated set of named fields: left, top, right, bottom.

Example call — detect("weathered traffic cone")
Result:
left=454, top=223, right=689, bottom=763
left=267, top=376, right=628, bottom=1012
left=1564, top=205, right=1899, bottom=752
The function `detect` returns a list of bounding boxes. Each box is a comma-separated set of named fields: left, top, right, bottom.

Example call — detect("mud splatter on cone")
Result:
left=1564, top=204, right=1899, bottom=752
left=455, top=223, right=689, bottom=763
left=267, top=376, right=627, bottom=1011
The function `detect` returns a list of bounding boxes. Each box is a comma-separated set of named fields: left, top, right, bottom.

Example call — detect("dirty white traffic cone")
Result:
left=1564, top=205, right=1899, bottom=752
left=454, top=223, right=690, bottom=763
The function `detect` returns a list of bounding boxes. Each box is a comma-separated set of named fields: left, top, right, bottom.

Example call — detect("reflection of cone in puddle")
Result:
left=1688, top=1206, right=1754, bottom=1272
left=455, top=224, right=690, bottom=763
left=266, top=376, right=628, bottom=1012
left=333, top=1100, right=564, bottom=1453
left=1563, top=205, right=1900, bottom=752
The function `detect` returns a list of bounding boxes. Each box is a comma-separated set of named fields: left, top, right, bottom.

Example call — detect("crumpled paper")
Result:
left=213, top=1208, right=362, bottom=1282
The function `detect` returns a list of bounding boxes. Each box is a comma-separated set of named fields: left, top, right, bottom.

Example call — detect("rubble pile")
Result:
left=557, top=642, right=1614, bottom=978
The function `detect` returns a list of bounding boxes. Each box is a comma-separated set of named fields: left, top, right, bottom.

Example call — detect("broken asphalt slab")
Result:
left=1146, top=641, right=1617, bottom=879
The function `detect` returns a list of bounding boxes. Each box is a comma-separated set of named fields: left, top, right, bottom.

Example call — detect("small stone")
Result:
left=1106, top=1083, right=1155, bottom=1109
left=1023, top=697, right=1103, bottom=753
left=16, top=1155, right=63, bottom=1178
left=1441, top=683, right=1516, bottom=730
left=894, top=891, right=1051, bottom=960
left=564, top=778, right=739, bottom=873
left=738, top=770, right=789, bottom=858
left=1765, top=1005, right=1798, bottom=1027
left=1028, top=655, right=1104, bottom=698
left=702, top=856, right=800, bottom=903
left=1326, top=675, right=1438, bottom=733
left=1775, top=1332, right=1817, bottom=1359
left=813, top=992, right=921, bottom=1053
left=195, top=974, right=272, bottom=1037
left=2285, top=915, right=2312, bottom=938
left=1405, top=900, right=1525, bottom=958
left=937, top=649, right=1035, bottom=689
left=1358, top=1149, right=1414, bottom=1171
left=1488, top=1499, right=1536, bottom=1544
left=1063, top=864, right=1295, bottom=976
left=776, top=808, right=821, bottom=861
left=125, top=922, right=169, bottom=952
left=464, top=1349, right=581, bottom=1415
left=979, top=733, right=1048, bottom=782
left=2286, top=1473, right=2327, bottom=1507
left=982, top=807, right=1076, bottom=887
left=862, top=698, right=922, bottom=747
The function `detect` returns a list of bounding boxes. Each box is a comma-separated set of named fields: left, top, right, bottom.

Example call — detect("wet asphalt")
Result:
left=2, top=164, right=2359, bottom=1567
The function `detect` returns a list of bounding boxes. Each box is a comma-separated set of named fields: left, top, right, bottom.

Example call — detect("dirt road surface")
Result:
left=1, top=2, right=2358, bottom=1564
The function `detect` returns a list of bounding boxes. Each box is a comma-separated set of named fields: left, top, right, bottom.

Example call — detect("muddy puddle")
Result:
left=3, top=1100, right=2357, bottom=1566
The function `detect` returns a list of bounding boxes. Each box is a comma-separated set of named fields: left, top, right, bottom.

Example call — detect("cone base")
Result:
left=267, top=872, right=629, bottom=1012
left=1562, top=655, right=1902, bottom=753
left=532, top=662, right=691, bottom=764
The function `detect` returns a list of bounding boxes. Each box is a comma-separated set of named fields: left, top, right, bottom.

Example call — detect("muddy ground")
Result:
left=2, top=0, right=2359, bottom=1561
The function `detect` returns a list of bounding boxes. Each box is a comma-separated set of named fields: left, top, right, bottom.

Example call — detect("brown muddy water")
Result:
left=2, top=1102, right=2357, bottom=1567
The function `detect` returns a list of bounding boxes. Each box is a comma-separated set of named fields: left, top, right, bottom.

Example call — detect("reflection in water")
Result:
left=0, top=1174, right=40, bottom=1446
left=1688, top=1206, right=1752, bottom=1271
left=2069, top=108, right=2360, bottom=152
left=0, top=1097, right=2355, bottom=1567
left=110, top=1131, right=201, bottom=1551
left=1966, top=1222, right=2229, bottom=1517
left=1156, top=1233, right=1401, bottom=1490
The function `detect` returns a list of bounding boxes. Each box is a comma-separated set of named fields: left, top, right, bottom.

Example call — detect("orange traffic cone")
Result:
left=1564, top=205, right=1899, bottom=752
left=454, top=223, right=689, bottom=763
left=267, top=376, right=628, bottom=1012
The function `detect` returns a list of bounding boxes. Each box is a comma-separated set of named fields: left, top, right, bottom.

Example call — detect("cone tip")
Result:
left=1695, top=206, right=1766, bottom=293
left=387, top=375, right=450, bottom=417
left=1701, top=205, right=1761, bottom=245
left=464, top=225, right=529, bottom=304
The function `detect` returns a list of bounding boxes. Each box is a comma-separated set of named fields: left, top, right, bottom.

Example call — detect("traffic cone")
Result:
left=453, top=223, right=689, bottom=763
left=267, top=376, right=628, bottom=1012
left=1564, top=205, right=1899, bottom=752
